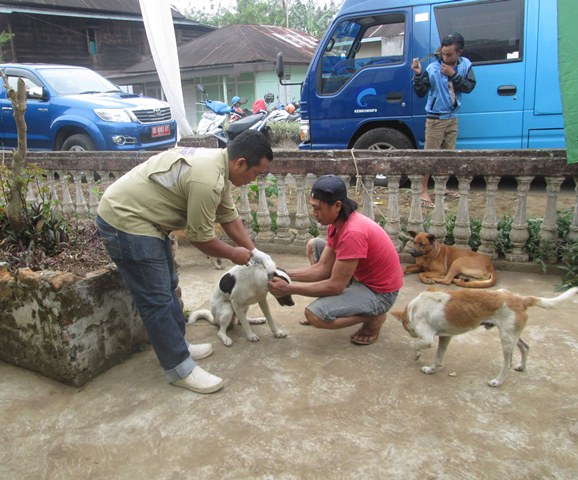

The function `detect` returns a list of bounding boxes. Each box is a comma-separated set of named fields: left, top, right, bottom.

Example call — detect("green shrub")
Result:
left=268, top=122, right=300, bottom=147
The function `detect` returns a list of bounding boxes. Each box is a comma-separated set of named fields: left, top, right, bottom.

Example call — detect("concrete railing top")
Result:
left=4, top=148, right=576, bottom=178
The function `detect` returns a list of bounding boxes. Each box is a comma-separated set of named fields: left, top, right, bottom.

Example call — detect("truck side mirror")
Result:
left=27, top=86, right=48, bottom=101
left=275, top=51, right=303, bottom=86
left=275, top=52, right=284, bottom=80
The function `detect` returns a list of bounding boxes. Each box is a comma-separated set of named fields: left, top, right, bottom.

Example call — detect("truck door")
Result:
left=432, top=0, right=526, bottom=148
left=308, top=10, right=414, bottom=149
left=1, top=68, right=53, bottom=150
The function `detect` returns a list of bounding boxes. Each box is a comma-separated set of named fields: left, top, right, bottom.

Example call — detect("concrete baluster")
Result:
left=506, top=176, right=533, bottom=262
left=60, top=174, right=75, bottom=215
left=453, top=176, right=473, bottom=249
left=255, top=174, right=274, bottom=243
left=293, top=174, right=311, bottom=246
left=385, top=175, right=402, bottom=251
left=238, top=185, right=254, bottom=238
left=567, top=176, right=578, bottom=243
left=361, top=174, right=374, bottom=220
left=540, top=176, right=565, bottom=263
left=429, top=175, right=449, bottom=240
left=74, top=174, right=88, bottom=216
left=273, top=173, right=294, bottom=244
left=479, top=176, right=500, bottom=259
left=406, top=174, right=425, bottom=243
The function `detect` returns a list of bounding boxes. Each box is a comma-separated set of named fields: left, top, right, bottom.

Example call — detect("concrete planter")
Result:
left=0, top=264, right=147, bottom=387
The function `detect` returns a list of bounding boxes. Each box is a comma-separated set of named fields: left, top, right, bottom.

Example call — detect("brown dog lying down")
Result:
left=391, top=286, right=578, bottom=387
left=403, top=231, right=496, bottom=288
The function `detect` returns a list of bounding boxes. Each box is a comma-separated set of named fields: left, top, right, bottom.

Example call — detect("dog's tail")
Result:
left=187, top=309, right=216, bottom=325
left=523, top=287, right=578, bottom=310
left=452, top=272, right=497, bottom=288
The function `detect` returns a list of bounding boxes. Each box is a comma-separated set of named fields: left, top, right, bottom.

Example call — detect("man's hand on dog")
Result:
left=251, top=248, right=276, bottom=273
left=230, top=247, right=253, bottom=265
left=268, top=277, right=291, bottom=298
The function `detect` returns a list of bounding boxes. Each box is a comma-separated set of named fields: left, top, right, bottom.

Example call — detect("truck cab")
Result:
left=0, top=64, right=177, bottom=151
left=280, top=0, right=564, bottom=151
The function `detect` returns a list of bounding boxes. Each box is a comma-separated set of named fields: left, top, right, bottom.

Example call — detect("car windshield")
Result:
left=41, top=68, right=119, bottom=95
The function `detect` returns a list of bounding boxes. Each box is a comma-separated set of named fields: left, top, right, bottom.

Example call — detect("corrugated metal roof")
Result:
left=125, top=24, right=319, bottom=74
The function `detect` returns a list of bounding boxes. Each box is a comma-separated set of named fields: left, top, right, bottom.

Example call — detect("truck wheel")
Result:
left=62, top=134, right=96, bottom=151
left=353, top=128, right=413, bottom=150
left=353, top=128, right=413, bottom=186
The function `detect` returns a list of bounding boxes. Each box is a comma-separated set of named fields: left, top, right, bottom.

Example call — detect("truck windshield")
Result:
left=41, top=68, right=119, bottom=95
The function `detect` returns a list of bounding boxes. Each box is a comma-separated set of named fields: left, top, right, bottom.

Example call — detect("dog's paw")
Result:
left=218, top=333, right=233, bottom=347
left=246, top=333, right=260, bottom=342
left=273, top=329, right=287, bottom=338
left=488, top=378, right=503, bottom=387
left=514, top=364, right=525, bottom=372
left=421, top=366, right=436, bottom=375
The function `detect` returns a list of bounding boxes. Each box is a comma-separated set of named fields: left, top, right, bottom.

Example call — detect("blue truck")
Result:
left=0, top=64, right=177, bottom=151
left=276, top=0, right=565, bottom=151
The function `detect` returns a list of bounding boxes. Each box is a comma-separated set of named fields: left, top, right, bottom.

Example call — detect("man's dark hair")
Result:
left=441, top=32, right=465, bottom=50
left=227, top=130, right=273, bottom=167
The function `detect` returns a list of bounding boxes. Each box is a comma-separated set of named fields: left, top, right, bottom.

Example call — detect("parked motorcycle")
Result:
left=228, top=95, right=251, bottom=123
left=266, top=97, right=301, bottom=123
left=196, top=84, right=273, bottom=146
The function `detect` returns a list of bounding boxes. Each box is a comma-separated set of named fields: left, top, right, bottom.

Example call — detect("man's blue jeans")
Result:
left=96, top=215, right=195, bottom=382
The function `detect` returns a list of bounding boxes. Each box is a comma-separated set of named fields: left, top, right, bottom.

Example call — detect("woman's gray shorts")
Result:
left=306, top=237, right=398, bottom=322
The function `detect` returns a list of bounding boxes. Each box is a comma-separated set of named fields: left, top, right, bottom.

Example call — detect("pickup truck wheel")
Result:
left=353, top=128, right=413, bottom=150
left=353, top=128, right=413, bottom=186
left=62, top=134, right=96, bottom=151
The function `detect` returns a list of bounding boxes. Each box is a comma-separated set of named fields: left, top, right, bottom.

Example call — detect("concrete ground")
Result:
left=2, top=243, right=578, bottom=480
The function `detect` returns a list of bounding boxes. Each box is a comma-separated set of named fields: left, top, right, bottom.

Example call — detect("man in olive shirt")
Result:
left=96, top=130, right=274, bottom=394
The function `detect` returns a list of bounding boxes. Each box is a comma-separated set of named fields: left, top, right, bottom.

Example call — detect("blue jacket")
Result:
left=413, top=57, right=476, bottom=119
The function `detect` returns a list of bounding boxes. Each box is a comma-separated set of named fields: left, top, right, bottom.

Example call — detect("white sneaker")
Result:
left=187, top=343, right=213, bottom=360
left=171, top=366, right=224, bottom=394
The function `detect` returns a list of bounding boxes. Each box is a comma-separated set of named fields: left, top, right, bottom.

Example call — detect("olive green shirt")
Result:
left=97, top=146, right=238, bottom=241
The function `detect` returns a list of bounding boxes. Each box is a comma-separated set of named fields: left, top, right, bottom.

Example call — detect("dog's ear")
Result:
left=275, top=295, right=295, bottom=307
left=390, top=310, right=405, bottom=322
left=427, top=233, right=436, bottom=244
left=407, top=230, right=417, bottom=239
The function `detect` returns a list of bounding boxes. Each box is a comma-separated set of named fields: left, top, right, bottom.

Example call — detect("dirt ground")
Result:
left=1, top=245, right=578, bottom=479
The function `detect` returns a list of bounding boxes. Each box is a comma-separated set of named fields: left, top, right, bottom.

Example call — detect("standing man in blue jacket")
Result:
left=412, top=33, right=477, bottom=207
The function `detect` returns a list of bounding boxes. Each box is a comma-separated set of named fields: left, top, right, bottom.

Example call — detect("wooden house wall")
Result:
left=0, top=13, right=207, bottom=74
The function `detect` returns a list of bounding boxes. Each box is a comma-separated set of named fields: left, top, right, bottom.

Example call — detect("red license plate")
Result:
left=151, top=124, right=171, bottom=138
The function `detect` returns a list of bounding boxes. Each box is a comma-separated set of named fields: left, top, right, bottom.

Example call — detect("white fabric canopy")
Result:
left=139, top=0, right=193, bottom=138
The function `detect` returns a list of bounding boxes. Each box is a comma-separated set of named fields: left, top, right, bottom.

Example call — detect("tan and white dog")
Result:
left=391, top=286, right=578, bottom=387
left=403, top=231, right=496, bottom=288
left=188, top=262, right=294, bottom=346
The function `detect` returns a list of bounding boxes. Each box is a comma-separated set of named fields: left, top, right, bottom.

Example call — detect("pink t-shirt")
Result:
left=326, top=211, right=403, bottom=293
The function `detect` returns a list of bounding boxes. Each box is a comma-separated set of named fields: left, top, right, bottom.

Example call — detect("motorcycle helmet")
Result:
left=285, top=103, right=296, bottom=114
left=231, top=96, right=240, bottom=105
left=264, top=92, right=275, bottom=104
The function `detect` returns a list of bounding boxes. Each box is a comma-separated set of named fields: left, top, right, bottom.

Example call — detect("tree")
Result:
left=0, top=31, right=14, bottom=62
left=0, top=71, right=28, bottom=233
left=181, top=0, right=340, bottom=36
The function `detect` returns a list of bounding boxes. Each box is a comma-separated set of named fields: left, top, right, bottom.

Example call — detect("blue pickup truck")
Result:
left=0, top=63, right=177, bottom=151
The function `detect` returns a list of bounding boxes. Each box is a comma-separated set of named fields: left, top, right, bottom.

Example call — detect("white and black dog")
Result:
left=188, top=262, right=294, bottom=346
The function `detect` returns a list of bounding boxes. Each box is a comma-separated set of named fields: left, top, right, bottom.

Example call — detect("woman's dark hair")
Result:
left=227, top=130, right=273, bottom=167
